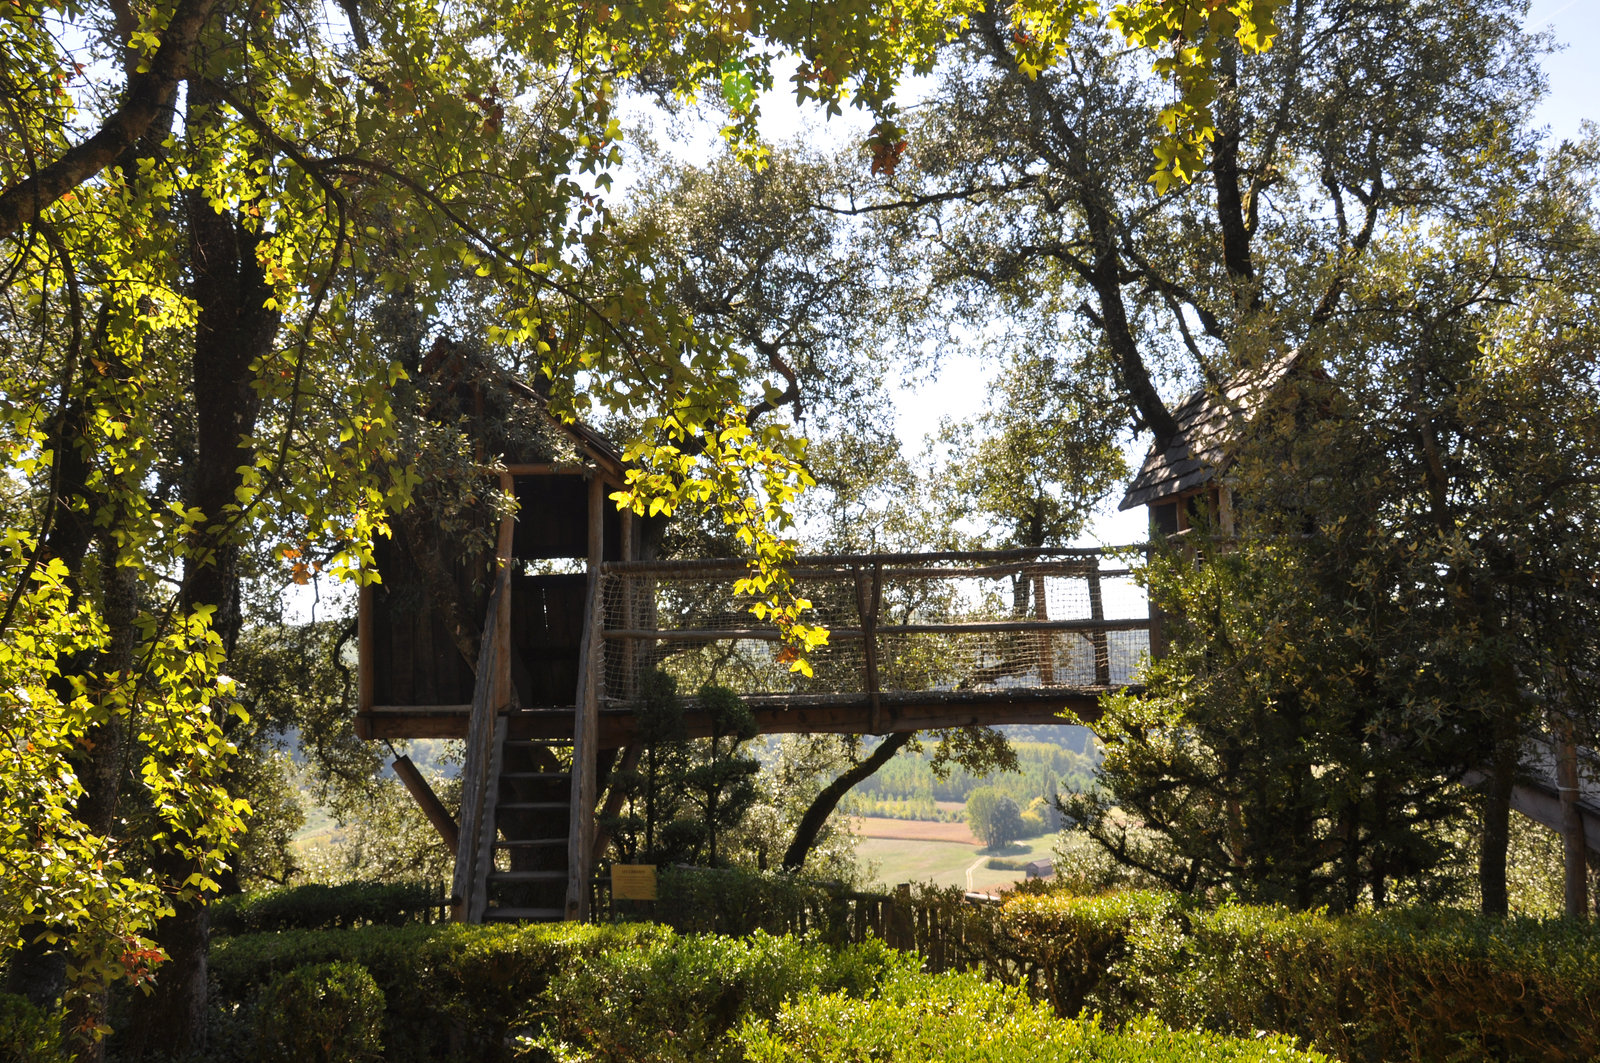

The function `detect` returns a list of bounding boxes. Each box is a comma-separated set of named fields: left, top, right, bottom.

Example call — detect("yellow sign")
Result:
left=611, top=863, right=658, bottom=901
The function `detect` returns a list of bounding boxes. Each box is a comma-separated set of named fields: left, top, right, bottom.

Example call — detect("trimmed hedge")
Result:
left=998, top=890, right=1600, bottom=1063
left=208, top=921, right=911, bottom=1063
left=645, top=866, right=843, bottom=938
left=740, top=968, right=1326, bottom=1063
left=255, top=961, right=385, bottom=1063
left=203, top=917, right=1312, bottom=1063
left=210, top=881, right=443, bottom=934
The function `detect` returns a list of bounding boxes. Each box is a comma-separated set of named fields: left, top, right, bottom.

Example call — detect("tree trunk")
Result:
left=783, top=732, right=914, bottom=871
left=1554, top=716, right=1589, bottom=920
left=124, top=81, right=279, bottom=1057
left=1478, top=739, right=1518, bottom=916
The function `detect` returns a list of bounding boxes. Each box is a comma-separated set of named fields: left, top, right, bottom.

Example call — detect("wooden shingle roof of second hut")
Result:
left=1118, top=352, right=1301, bottom=511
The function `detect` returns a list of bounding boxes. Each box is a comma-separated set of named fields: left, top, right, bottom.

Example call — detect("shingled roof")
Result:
left=1118, top=352, right=1301, bottom=511
left=418, top=337, right=625, bottom=476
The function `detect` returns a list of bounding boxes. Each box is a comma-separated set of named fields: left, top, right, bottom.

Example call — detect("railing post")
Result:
left=1032, top=571, right=1055, bottom=685
left=1087, top=557, right=1109, bottom=685
left=854, top=562, right=883, bottom=733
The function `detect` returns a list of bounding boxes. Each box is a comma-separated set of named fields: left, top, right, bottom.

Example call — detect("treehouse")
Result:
left=1117, top=356, right=1600, bottom=860
left=1116, top=354, right=1308, bottom=537
left=355, top=342, right=1155, bottom=923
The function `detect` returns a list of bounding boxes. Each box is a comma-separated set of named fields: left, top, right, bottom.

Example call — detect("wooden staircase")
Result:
left=453, top=564, right=603, bottom=923
left=477, top=729, right=573, bottom=921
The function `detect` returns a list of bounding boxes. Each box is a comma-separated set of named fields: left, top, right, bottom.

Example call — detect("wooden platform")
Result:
left=356, top=687, right=1112, bottom=745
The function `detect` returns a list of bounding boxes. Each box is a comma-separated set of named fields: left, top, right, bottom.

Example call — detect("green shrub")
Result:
left=210, top=920, right=664, bottom=1061
left=738, top=967, right=1327, bottom=1062
left=996, top=890, right=1600, bottom=1063
left=524, top=930, right=916, bottom=1063
left=211, top=881, right=442, bottom=935
left=0, top=993, right=66, bottom=1063
left=255, top=962, right=384, bottom=1063
left=646, top=866, right=843, bottom=938
left=210, top=919, right=906, bottom=1063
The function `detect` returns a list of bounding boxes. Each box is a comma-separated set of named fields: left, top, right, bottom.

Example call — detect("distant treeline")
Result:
left=852, top=728, right=1098, bottom=821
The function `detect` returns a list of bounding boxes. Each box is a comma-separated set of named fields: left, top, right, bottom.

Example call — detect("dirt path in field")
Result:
left=850, top=816, right=981, bottom=846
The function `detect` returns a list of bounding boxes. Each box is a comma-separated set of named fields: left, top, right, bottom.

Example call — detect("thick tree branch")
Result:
left=0, top=0, right=218, bottom=240
left=1212, top=40, right=1257, bottom=298
left=971, top=3, right=1178, bottom=442
left=782, top=731, right=914, bottom=870
left=819, top=178, right=1039, bottom=216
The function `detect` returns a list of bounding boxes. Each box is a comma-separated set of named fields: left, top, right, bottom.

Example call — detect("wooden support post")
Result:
left=566, top=474, right=606, bottom=921
left=451, top=573, right=504, bottom=922
left=1087, top=566, right=1109, bottom=686
left=854, top=564, right=883, bottom=734
left=620, top=508, right=636, bottom=698
left=496, top=471, right=515, bottom=710
left=1555, top=713, right=1590, bottom=920
left=468, top=715, right=507, bottom=923
left=392, top=754, right=459, bottom=852
left=1032, top=573, right=1055, bottom=686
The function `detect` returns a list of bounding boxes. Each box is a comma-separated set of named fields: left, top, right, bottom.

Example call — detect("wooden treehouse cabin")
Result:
left=1118, top=360, right=1600, bottom=860
left=355, top=347, right=1159, bottom=923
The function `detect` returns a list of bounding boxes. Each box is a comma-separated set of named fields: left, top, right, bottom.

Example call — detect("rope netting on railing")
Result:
left=596, top=548, right=1152, bottom=705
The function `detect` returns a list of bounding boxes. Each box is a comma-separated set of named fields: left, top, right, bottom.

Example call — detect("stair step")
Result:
left=488, top=870, right=567, bottom=883
left=483, top=906, right=565, bottom=921
left=505, top=739, right=574, bottom=747
left=496, top=837, right=567, bottom=848
left=496, top=801, right=570, bottom=811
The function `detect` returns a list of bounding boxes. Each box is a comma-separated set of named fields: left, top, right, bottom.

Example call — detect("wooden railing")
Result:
left=450, top=570, right=507, bottom=923
left=595, top=547, right=1155, bottom=711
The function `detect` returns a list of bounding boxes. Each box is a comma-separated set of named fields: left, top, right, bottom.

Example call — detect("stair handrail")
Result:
left=565, top=564, right=603, bottom=920
left=451, top=568, right=508, bottom=921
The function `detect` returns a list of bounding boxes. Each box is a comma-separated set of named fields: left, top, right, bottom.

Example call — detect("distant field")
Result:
left=852, top=816, right=1057, bottom=892
left=851, top=816, right=980, bottom=844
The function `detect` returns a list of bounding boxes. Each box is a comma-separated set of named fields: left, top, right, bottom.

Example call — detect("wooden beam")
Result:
left=360, top=689, right=1112, bottom=744
left=357, top=582, right=374, bottom=725
left=358, top=711, right=469, bottom=740
left=504, top=462, right=592, bottom=477
left=496, top=471, right=515, bottom=712
left=392, top=754, right=460, bottom=851
left=602, top=618, right=1153, bottom=642
left=451, top=574, right=505, bottom=921
left=601, top=546, right=1139, bottom=572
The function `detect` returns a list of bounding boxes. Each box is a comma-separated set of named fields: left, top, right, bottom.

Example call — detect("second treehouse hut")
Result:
left=356, top=342, right=1154, bottom=923
left=1116, top=355, right=1600, bottom=871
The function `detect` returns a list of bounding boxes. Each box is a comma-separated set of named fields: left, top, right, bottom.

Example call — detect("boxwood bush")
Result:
left=997, top=890, right=1600, bottom=1063
left=207, top=921, right=910, bottom=1063
left=739, top=968, right=1326, bottom=1063
left=202, top=915, right=1328, bottom=1063
left=210, top=881, right=443, bottom=935
left=254, top=961, right=385, bottom=1063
